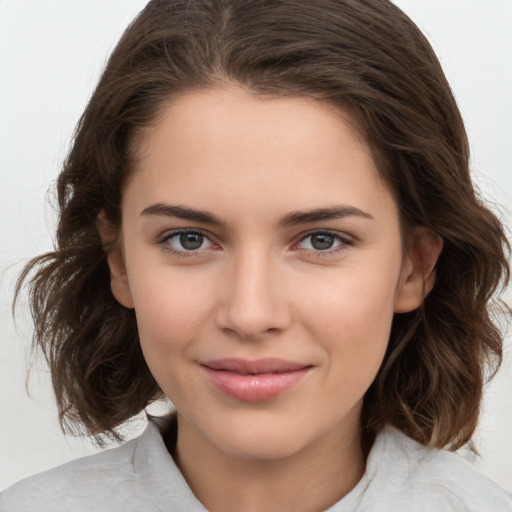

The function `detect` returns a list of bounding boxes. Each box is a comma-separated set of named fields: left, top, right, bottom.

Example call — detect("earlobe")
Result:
left=96, top=212, right=134, bottom=309
left=394, top=227, right=443, bottom=313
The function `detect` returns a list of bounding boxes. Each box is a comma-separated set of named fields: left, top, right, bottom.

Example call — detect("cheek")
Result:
left=128, top=270, right=218, bottom=404
left=129, top=268, right=216, bottom=358
left=296, top=260, right=401, bottom=382
left=301, top=262, right=399, bottom=333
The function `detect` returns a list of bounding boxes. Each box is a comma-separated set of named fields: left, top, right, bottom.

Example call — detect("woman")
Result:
left=2, top=0, right=511, bottom=510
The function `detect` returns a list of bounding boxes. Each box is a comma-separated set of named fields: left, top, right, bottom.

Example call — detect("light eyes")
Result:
left=162, top=230, right=214, bottom=254
left=158, top=229, right=353, bottom=258
left=296, top=232, right=344, bottom=251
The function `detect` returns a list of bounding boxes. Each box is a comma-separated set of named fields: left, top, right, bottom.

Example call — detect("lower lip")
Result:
left=202, top=366, right=311, bottom=402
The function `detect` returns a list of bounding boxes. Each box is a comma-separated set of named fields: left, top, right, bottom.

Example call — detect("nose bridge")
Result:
left=217, top=243, right=289, bottom=339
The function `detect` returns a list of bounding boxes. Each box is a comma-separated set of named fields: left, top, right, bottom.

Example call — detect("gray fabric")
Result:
left=1, top=415, right=511, bottom=511
left=328, top=426, right=512, bottom=512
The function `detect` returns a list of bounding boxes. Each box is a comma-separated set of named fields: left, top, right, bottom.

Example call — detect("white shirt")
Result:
left=1, top=415, right=511, bottom=511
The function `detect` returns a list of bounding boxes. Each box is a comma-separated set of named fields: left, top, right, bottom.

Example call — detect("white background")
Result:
left=1, top=0, right=511, bottom=492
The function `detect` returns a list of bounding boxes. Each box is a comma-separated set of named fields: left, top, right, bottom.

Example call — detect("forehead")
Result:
left=123, top=87, right=398, bottom=227
left=136, top=87, right=371, bottom=164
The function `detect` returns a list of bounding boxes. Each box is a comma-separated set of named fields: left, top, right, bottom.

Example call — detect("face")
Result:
left=106, top=87, right=436, bottom=462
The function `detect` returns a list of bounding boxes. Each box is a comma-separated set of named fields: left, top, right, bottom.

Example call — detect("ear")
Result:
left=394, top=227, right=443, bottom=313
left=96, top=212, right=134, bottom=309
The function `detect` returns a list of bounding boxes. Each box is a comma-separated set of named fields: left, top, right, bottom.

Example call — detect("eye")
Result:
left=296, top=231, right=352, bottom=252
left=159, top=229, right=214, bottom=254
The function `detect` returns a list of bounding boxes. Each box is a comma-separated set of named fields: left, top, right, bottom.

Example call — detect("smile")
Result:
left=201, top=358, right=313, bottom=402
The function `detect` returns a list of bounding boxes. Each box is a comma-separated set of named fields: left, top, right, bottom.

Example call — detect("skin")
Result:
left=101, top=87, right=442, bottom=512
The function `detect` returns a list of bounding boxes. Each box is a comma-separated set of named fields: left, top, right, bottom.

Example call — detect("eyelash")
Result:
left=156, top=229, right=354, bottom=258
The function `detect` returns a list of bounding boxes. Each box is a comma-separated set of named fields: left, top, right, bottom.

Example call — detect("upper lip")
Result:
left=201, top=357, right=311, bottom=374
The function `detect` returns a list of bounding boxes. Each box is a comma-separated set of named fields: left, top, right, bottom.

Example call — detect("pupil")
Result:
left=180, top=233, right=203, bottom=250
left=311, top=233, right=334, bottom=250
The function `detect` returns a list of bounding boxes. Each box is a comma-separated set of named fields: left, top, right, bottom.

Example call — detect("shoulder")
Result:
left=358, top=425, right=512, bottom=512
left=0, top=414, right=204, bottom=512
left=0, top=436, right=141, bottom=512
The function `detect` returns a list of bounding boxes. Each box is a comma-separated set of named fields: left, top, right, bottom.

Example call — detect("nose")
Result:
left=216, top=248, right=292, bottom=341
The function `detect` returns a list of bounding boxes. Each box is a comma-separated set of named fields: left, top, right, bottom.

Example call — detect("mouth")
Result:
left=201, top=358, right=313, bottom=402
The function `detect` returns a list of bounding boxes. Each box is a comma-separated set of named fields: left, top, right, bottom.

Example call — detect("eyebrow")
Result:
left=141, top=203, right=225, bottom=225
left=278, top=205, right=373, bottom=227
left=140, top=202, right=373, bottom=227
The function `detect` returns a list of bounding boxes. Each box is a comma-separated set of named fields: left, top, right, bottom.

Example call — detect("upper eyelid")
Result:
left=157, top=227, right=213, bottom=243
left=295, top=229, right=354, bottom=242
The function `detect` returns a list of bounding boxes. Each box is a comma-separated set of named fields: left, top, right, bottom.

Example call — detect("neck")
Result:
left=172, top=413, right=365, bottom=512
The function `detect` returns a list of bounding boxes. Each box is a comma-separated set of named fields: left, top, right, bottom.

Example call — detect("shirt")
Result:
left=1, top=414, right=511, bottom=511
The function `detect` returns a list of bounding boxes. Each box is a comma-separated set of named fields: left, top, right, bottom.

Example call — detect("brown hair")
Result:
left=16, top=0, right=510, bottom=449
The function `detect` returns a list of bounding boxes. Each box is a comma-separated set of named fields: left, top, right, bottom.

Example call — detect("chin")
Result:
left=201, top=409, right=321, bottom=461
left=216, top=429, right=306, bottom=461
